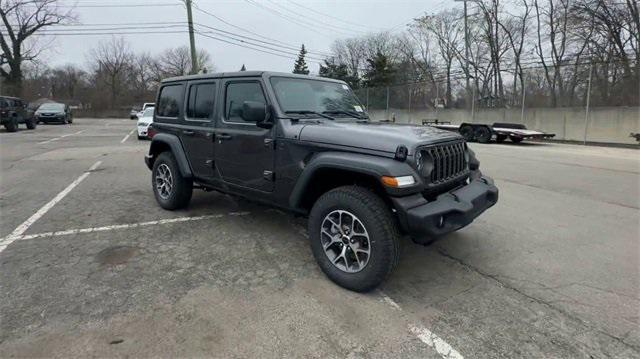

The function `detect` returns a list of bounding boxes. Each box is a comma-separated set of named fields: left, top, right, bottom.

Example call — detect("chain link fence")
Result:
left=352, top=64, right=639, bottom=145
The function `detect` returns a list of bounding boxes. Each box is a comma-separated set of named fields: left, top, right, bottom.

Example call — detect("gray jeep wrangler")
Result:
left=145, top=71, right=498, bottom=292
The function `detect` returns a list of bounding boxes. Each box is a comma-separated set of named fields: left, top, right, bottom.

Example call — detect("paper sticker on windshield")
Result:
left=354, top=105, right=364, bottom=112
left=342, top=84, right=349, bottom=90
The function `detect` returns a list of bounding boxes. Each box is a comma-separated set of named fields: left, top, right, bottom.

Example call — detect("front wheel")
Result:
left=152, top=152, right=193, bottom=210
left=4, top=118, right=18, bottom=132
left=308, top=186, right=400, bottom=292
left=510, top=136, right=523, bottom=143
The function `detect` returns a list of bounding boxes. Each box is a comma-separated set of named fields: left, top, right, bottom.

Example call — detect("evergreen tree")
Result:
left=319, top=59, right=359, bottom=88
left=240, top=64, right=246, bottom=71
left=292, top=44, right=310, bottom=75
left=363, top=51, right=394, bottom=88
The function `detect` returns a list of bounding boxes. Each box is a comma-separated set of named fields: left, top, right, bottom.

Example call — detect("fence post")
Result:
left=583, top=62, right=593, bottom=145
left=408, top=84, right=412, bottom=123
left=366, top=87, right=369, bottom=110
left=471, top=82, right=476, bottom=123
left=385, top=86, right=390, bottom=120
left=520, top=75, right=526, bottom=124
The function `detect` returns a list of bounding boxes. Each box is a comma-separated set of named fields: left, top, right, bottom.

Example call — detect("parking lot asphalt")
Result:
left=1, top=118, right=638, bottom=358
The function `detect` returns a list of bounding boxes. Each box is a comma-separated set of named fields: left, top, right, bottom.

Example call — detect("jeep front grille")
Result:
left=423, top=141, right=468, bottom=184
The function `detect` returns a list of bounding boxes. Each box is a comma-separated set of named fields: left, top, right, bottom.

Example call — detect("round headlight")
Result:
left=415, top=150, right=423, bottom=171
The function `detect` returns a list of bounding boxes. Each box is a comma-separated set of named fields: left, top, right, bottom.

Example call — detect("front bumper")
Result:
left=391, top=175, right=498, bottom=243
left=37, top=116, right=65, bottom=123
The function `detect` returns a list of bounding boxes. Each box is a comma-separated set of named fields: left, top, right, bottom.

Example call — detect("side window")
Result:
left=157, top=84, right=184, bottom=118
left=225, top=82, right=266, bottom=123
left=186, top=83, right=216, bottom=120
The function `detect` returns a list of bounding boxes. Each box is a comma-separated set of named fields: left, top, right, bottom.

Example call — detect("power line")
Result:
left=242, top=0, right=354, bottom=38
left=286, top=0, right=384, bottom=31
left=261, top=0, right=369, bottom=35
left=56, top=3, right=181, bottom=8
left=191, top=2, right=326, bottom=55
left=195, top=30, right=316, bottom=62
left=194, top=22, right=329, bottom=58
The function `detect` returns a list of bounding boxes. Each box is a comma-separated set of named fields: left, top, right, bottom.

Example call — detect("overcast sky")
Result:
left=48, top=0, right=453, bottom=73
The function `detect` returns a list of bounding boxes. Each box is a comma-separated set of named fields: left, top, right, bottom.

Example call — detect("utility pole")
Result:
left=454, top=0, right=471, bottom=111
left=185, top=0, right=198, bottom=74
left=583, top=61, right=594, bottom=145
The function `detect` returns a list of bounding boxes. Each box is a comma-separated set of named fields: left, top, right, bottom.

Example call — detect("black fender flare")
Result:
left=288, top=151, right=423, bottom=209
left=147, top=133, right=193, bottom=178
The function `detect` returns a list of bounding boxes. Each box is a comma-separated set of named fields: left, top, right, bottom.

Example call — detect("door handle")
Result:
left=183, top=130, right=195, bottom=136
left=217, top=133, right=232, bottom=140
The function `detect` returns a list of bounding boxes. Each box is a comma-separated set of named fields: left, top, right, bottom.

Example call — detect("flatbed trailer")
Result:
left=423, top=121, right=556, bottom=143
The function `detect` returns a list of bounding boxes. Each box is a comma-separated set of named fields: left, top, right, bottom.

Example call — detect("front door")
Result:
left=181, top=81, right=217, bottom=181
left=214, top=80, right=274, bottom=192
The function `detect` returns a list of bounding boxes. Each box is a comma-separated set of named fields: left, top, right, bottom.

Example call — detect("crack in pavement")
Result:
left=434, top=247, right=640, bottom=353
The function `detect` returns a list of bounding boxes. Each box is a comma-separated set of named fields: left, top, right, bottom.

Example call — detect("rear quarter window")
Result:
left=156, top=84, right=184, bottom=119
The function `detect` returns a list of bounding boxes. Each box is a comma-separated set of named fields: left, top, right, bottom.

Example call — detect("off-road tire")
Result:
left=475, top=126, right=492, bottom=143
left=152, top=151, right=193, bottom=210
left=25, top=118, right=37, bottom=130
left=459, top=125, right=475, bottom=142
left=4, top=118, right=18, bottom=132
left=510, top=136, right=523, bottom=143
left=308, top=186, right=400, bottom=292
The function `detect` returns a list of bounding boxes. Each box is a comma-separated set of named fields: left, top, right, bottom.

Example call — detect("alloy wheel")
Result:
left=155, top=163, right=173, bottom=200
left=320, top=210, right=371, bottom=273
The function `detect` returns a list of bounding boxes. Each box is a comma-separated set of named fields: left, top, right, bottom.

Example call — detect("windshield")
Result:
left=142, top=108, right=154, bottom=118
left=270, top=77, right=365, bottom=117
left=38, top=103, right=65, bottom=112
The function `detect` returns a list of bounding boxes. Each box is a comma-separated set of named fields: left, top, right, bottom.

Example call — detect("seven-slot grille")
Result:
left=422, top=141, right=468, bottom=184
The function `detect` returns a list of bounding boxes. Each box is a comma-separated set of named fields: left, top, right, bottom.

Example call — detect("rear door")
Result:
left=180, top=81, right=217, bottom=181
left=214, top=79, right=275, bottom=192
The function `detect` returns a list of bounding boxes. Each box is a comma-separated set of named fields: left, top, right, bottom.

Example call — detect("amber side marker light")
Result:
left=381, top=175, right=415, bottom=188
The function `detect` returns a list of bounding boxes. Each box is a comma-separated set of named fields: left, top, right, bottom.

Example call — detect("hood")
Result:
left=298, top=120, right=461, bottom=154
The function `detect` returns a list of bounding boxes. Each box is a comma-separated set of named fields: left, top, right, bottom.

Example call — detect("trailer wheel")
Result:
left=475, top=126, right=492, bottom=143
left=510, top=136, right=523, bottom=143
left=459, top=125, right=475, bottom=141
left=496, top=134, right=507, bottom=143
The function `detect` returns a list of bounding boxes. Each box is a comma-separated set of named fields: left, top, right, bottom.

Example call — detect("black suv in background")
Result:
left=0, top=96, right=36, bottom=132
left=144, top=71, right=498, bottom=291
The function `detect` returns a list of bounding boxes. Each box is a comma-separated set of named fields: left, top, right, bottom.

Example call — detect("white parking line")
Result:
left=120, top=129, right=136, bottom=143
left=38, top=130, right=86, bottom=144
left=378, top=291, right=463, bottom=359
left=0, top=212, right=250, bottom=251
left=409, top=325, right=464, bottom=359
left=0, top=161, right=101, bottom=253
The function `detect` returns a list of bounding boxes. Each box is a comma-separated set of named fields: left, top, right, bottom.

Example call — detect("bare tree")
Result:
left=417, top=9, right=463, bottom=106
left=0, top=0, right=73, bottom=96
left=89, top=37, right=134, bottom=109
left=152, top=46, right=213, bottom=79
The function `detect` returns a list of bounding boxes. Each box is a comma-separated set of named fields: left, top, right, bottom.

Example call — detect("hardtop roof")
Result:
left=161, top=71, right=347, bottom=84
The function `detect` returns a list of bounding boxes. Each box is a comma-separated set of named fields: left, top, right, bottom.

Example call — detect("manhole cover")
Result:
left=96, top=246, right=138, bottom=266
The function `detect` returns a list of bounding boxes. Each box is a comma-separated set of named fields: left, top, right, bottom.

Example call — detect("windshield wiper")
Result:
left=322, top=110, right=368, bottom=119
left=285, top=110, right=335, bottom=120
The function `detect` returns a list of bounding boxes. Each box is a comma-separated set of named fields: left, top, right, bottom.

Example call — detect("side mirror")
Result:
left=242, top=101, right=273, bottom=129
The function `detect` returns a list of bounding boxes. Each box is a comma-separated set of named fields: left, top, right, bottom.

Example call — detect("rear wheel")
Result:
left=152, top=151, right=193, bottom=210
left=496, top=134, right=507, bottom=143
left=4, top=118, right=18, bottom=132
left=475, top=126, right=492, bottom=143
left=510, top=136, right=523, bottom=143
left=308, top=186, right=400, bottom=292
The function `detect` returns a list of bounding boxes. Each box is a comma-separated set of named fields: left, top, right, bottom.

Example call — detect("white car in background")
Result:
left=136, top=107, right=154, bottom=140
